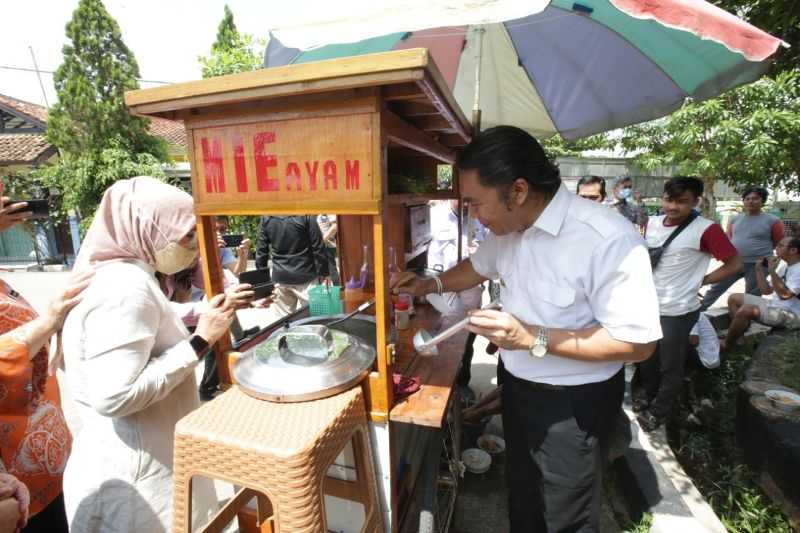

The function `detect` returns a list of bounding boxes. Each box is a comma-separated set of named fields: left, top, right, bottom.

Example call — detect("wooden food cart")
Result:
left=125, top=48, right=474, bottom=532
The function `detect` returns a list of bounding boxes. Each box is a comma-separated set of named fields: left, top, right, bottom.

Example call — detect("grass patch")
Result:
left=770, top=332, right=800, bottom=391
left=668, top=341, right=793, bottom=533
left=622, top=513, right=651, bottom=533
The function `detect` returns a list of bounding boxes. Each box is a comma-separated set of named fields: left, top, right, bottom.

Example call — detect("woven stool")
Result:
left=172, top=385, right=384, bottom=533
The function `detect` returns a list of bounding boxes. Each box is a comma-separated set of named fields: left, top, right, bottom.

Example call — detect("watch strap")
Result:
left=189, top=335, right=212, bottom=358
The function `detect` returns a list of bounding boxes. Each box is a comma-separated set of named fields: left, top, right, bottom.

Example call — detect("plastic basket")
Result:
left=308, top=285, right=343, bottom=316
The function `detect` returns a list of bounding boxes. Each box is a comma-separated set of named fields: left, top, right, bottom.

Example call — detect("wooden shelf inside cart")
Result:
left=390, top=305, right=469, bottom=428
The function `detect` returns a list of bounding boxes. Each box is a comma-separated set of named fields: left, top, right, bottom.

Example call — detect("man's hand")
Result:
left=0, top=473, right=29, bottom=530
left=216, top=232, right=226, bottom=249
left=766, top=255, right=780, bottom=274
left=466, top=309, right=534, bottom=350
left=0, top=197, right=32, bottom=233
left=224, top=284, right=255, bottom=310
left=390, top=272, right=434, bottom=297
left=195, top=294, right=235, bottom=345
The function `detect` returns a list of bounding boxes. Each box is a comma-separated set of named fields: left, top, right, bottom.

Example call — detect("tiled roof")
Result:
left=0, top=133, right=55, bottom=164
left=0, top=94, right=48, bottom=125
left=0, top=94, right=186, bottom=165
left=148, top=116, right=186, bottom=147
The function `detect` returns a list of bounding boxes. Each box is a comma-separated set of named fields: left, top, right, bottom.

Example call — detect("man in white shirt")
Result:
left=636, top=177, right=741, bottom=431
left=394, top=126, right=661, bottom=532
left=724, top=236, right=800, bottom=349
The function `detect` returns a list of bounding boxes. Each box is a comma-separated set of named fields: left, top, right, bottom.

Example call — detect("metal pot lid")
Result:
left=234, top=323, right=376, bottom=402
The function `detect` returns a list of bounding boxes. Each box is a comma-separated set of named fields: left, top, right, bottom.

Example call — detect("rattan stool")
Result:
left=172, top=385, right=384, bottom=533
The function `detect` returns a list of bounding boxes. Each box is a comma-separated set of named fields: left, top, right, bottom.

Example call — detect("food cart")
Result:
left=125, top=48, right=474, bottom=532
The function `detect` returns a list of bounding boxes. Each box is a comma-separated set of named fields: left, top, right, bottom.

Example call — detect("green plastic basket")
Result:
left=308, top=285, right=343, bottom=316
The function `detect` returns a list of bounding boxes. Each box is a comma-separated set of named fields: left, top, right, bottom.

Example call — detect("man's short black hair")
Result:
left=457, top=126, right=561, bottom=197
left=741, top=186, right=768, bottom=202
left=788, top=236, right=800, bottom=252
left=663, top=176, right=703, bottom=199
left=577, top=175, right=606, bottom=198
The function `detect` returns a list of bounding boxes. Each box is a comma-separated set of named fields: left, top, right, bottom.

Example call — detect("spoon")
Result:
left=413, top=301, right=502, bottom=356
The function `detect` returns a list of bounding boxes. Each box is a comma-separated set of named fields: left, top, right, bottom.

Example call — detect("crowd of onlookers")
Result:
left=578, top=176, right=799, bottom=430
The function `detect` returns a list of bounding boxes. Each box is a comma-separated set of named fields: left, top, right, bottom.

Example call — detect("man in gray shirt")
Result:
left=701, top=186, right=785, bottom=310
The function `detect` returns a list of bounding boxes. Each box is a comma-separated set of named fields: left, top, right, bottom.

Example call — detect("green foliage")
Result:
left=33, top=145, right=175, bottom=233
left=622, top=513, right=652, bottom=533
left=47, top=0, right=166, bottom=160
left=541, top=133, right=613, bottom=161
left=227, top=216, right=260, bottom=248
left=618, top=69, right=800, bottom=198
left=198, top=6, right=263, bottom=79
left=711, top=0, right=799, bottom=76
left=670, top=343, right=792, bottom=532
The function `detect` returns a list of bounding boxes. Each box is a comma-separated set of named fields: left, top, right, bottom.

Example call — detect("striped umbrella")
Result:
left=264, top=0, right=786, bottom=139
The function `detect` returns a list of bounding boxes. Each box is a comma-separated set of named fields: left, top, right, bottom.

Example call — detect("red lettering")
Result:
left=345, top=160, right=360, bottom=190
left=323, top=160, right=337, bottom=190
left=305, top=161, right=319, bottom=191
left=253, top=132, right=279, bottom=192
left=200, top=137, right=225, bottom=193
left=286, top=162, right=302, bottom=191
left=232, top=135, right=248, bottom=193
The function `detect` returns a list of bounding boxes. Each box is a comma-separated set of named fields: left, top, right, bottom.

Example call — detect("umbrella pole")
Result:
left=471, top=26, right=485, bottom=134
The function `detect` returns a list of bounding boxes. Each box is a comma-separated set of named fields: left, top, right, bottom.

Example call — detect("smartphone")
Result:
left=221, top=234, right=244, bottom=248
left=9, top=199, right=49, bottom=220
left=239, top=269, right=274, bottom=300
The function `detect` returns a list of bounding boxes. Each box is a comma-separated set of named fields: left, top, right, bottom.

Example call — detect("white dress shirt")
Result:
left=470, top=184, right=662, bottom=385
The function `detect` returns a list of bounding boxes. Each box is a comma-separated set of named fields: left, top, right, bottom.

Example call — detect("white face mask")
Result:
left=154, top=242, right=198, bottom=275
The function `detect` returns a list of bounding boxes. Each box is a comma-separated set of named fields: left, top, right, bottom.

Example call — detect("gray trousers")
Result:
left=700, top=261, right=760, bottom=311
left=637, top=310, right=700, bottom=418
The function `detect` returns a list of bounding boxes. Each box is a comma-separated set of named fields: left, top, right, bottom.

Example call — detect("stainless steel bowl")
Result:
left=233, top=315, right=377, bottom=402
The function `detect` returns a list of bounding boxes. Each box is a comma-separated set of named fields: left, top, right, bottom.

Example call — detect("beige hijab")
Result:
left=74, top=176, right=195, bottom=274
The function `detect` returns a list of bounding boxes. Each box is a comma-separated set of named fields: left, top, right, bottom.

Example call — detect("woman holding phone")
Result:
left=60, top=177, right=245, bottom=532
left=0, top=189, right=92, bottom=533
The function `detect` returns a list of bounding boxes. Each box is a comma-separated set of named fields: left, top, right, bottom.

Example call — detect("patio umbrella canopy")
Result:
left=264, top=0, right=786, bottom=139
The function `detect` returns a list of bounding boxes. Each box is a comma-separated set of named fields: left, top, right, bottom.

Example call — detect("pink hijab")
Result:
left=74, top=176, right=195, bottom=274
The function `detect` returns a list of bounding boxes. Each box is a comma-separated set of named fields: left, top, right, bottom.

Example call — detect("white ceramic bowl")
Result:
left=765, top=389, right=800, bottom=410
left=462, top=448, right=492, bottom=474
left=477, top=434, right=506, bottom=455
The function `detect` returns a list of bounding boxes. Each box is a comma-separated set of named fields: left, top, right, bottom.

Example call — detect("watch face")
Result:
left=532, top=344, right=547, bottom=358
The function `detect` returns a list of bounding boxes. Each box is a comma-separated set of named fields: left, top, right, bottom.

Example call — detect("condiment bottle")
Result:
left=394, top=301, right=410, bottom=330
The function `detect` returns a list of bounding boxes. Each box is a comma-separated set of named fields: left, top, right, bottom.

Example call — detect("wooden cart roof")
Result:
left=125, top=48, right=472, bottom=148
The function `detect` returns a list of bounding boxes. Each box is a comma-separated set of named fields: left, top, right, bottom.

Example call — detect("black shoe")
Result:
left=637, top=410, right=664, bottom=433
left=632, top=397, right=650, bottom=413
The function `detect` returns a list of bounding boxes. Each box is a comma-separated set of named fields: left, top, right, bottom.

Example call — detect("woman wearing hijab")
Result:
left=60, top=177, right=240, bottom=532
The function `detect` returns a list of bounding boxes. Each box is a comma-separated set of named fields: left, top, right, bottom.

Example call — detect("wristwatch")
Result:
left=189, top=334, right=212, bottom=359
left=528, top=326, right=549, bottom=358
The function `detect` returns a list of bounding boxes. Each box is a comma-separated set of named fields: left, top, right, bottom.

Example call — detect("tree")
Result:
left=47, top=0, right=166, bottom=159
left=617, top=69, right=800, bottom=216
left=198, top=5, right=263, bottom=79
left=541, top=133, right=614, bottom=162
left=198, top=6, right=265, bottom=242
left=36, top=144, right=174, bottom=233
left=712, top=0, right=799, bottom=76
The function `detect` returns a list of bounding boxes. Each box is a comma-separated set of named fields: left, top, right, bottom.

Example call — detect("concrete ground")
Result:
left=2, top=263, right=747, bottom=532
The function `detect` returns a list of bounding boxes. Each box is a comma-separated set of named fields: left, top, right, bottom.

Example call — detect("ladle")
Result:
left=413, top=301, right=502, bottom=356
